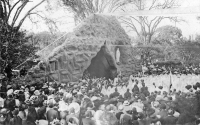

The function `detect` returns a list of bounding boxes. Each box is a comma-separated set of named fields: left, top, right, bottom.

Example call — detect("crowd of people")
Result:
left=141, top=61, right=200, bottom=76
left=1, top=74, right=200, bottom=125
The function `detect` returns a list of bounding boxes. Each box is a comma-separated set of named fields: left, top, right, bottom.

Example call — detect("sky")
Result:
left=17, top=0, right=200, bottom=39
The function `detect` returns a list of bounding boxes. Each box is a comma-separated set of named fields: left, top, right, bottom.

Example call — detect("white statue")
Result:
left=116, top=48, right=120, bottom=63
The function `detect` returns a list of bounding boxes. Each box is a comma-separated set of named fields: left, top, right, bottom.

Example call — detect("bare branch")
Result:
left=130, top=16, right=142, bottom=25
left=11, top=1, right=29, bottom=27
left=149, top=16, right=158, bottom=26
left=2, top=0, right=7, bottom=18
left=121, top=18, right=140, bottom=37
left=151, top=16, right=163, bottom=33
left=6, top=0, right=21, bottom=22
left=149, top=0, right=157, bottom=10
left=17, top=0, right=46, bottom=31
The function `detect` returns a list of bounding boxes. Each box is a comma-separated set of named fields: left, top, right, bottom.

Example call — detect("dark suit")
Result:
left=110, top=92, right=120, bottom=99
left=46, top=109, right=59, bottom=124
left=157, top=110, right=168, bottom=118
left=116, top=112, right=124, bottom=120
left=37, top=106, right=46, bottom=120
left=82, top=118, right=96, bottom=125
left=120, top=114, right=132, bottom=125
left=124, top=92, right=131, bottom=100
left=160, top=115, right=178, bottom=125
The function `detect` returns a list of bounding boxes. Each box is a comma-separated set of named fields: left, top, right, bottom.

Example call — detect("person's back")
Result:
left=157, top=110, right=168, bottom=118
left=124, top=89, right=131, bottom=100
left=9, top=115, right=22, bottom=125
left=4, top=96, right=15, bottom=111
left=27, top=106, right=37, bottom=125
left=157, top=103, right=168, bottom=119
left=46, top=108, right=59, bottom=123
left=120, top=114, right=132, bottom=125
left=37, top=106, right=46, bottom=120
left=82, top=118, right=95, bottom=125
left=132, top=84, right=139, bottom=93
left=110, top=88, right=120, bottom=99
left=160, top=115, right=177, bottom=125
left=68, top=101, right=80, bottom=117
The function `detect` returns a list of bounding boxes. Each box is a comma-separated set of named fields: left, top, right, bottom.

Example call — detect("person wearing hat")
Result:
left=68, top=96, right=80, bottom=118
left=82, top=110, right=95, bottom=125
left=123, top=100, right=132, bottom=112
left=158, top=108, right=178, bottom=125
left=156, top=103, right=168, bottom=119
left=46, top=99, right=59, bottom=125
left=119, top=110, right=132, bottom=125
left=10, top=109, right=22, bottom=125
left=116, top=105, right=124, bottom=120
left=4, top=91, right=15, bottom=112
left=143, top=101, right=155, bottom=117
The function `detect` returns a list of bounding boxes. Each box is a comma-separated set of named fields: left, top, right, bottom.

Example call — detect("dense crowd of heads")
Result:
left=1, top=75, right=200, bottom=125
left=141, top=62, right=200, bottom=76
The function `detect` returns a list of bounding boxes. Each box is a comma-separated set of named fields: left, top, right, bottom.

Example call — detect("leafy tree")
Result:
left=29, top=31, right=65, bottom=50
left=152, top=25, right=182, bottom=45
left=175, top=41, right=200, bottom=64
left=195, top=35, right=200, bottom=42
left=0, top=0, right=45, bottom=75
left=136, top=25, right=183, bottom=63
left=0, top=21, right=37, bottom=73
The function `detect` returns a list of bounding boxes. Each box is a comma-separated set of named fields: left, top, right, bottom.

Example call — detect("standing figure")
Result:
left=4, top=63, right=12, bottom=81
left=116, top=48, right=120, bottom=64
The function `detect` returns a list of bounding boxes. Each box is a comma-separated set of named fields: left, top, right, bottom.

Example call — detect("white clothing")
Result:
left=68, top=102, right=80, bottom=114
left=94, top=110, right=104, bottom=125
left=0, top=97, right=4, bottom=108
left=58, top=100, right=69, bottom=112
left=116, top=48, right=120, bottom=63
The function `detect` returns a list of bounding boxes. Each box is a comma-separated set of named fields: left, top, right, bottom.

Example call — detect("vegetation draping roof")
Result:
left=46, top=14, right=134, bottom=64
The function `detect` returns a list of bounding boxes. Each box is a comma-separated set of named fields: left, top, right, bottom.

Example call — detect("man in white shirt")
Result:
left=68, top=97, right=80, bottom=117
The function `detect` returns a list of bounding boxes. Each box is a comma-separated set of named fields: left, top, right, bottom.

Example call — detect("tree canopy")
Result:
left=0, top=0, right=46, bottom=74
left=152, top=25, right=182, bottom=45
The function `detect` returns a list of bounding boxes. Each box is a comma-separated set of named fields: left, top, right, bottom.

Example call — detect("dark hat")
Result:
left=193, top=85, right=198, bottom=90
left=196, top=82, right=200, bottom=88
left=159, top=103, right=166, bottom=109
left=185, top=85, right=192, bottom=90
left=158, top=86, right=163, bottom=90
left=25, top=99, right=31, bottom=105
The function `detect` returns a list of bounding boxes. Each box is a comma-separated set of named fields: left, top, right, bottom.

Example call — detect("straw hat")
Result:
left=118, top=105, right=124, bottom=111
left=123, top=100, right=130, bottom=106
left=34, top=90, right=40, bottom=96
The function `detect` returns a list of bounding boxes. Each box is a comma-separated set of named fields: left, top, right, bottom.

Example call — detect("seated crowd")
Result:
left=0, top=77, right=200, bottom=125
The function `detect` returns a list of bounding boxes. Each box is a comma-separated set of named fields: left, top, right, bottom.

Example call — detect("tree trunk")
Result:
left=0, top=2, right=4, bottom=19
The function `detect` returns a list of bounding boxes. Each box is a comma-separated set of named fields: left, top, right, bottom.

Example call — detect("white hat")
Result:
left=30, top=86, right=35, bottom=91
left=118, top=105, right=124, bottom=111
left=65, top=93, right=72, bottom=98
left=42, top=84, right=48, bottom=89
left=123, top=100, right=130, bottom=106
left=91, top=96, right=98, bottom=101
left=34, top=90, right=40, bottom=96
left=77, top=92, right=83, bottom=95
left=7, top=89, right=13, bottom=96
left=14, top=90, right=19, bottom=95
left=72, top=90, right=77, bottom=93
